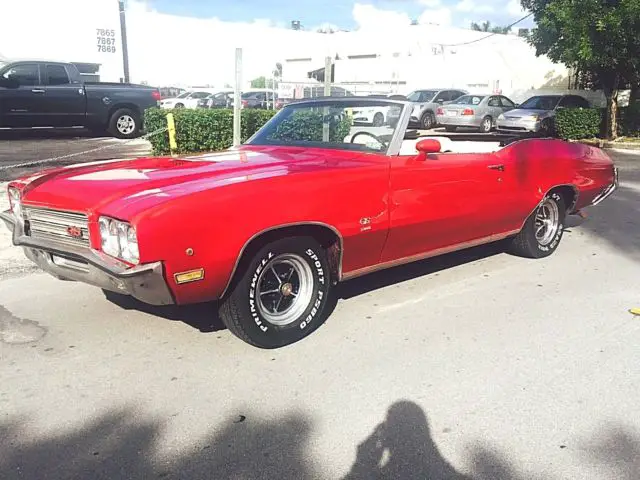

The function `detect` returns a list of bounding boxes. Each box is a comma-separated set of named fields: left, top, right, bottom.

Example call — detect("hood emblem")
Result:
left=67, top=226, right=83, bottom=239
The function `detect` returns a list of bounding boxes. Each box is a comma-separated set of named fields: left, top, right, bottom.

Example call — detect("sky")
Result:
left=147, top=0, right=533, bottom=31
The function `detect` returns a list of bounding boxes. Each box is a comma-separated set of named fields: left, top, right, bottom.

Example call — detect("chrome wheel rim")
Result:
left=535, top=198, right=560, bottom=246
left=116, top=115, right=136, bottom=135
left=256, top=253, right=314, bottom=326
left=482, top=118, right=491, bottom=131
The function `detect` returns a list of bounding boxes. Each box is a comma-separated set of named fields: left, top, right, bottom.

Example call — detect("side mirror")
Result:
left=416, top=138, right=442, bottom=155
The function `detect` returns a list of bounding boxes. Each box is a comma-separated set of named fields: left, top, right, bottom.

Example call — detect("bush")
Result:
left=618, top=104, right=640, bottom=137
left=144, top=108, right=277, bottom=155
left=555, top=107, right=604, bottom=140
left=269, top=111, right=352, bottom=143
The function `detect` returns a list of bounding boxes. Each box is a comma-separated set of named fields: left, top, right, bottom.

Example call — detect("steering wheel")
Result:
left=350, top=131, right=387, bottom=149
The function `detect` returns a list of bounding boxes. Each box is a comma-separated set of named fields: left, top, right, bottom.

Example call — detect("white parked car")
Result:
left=160, top=90, right=217, bottom=109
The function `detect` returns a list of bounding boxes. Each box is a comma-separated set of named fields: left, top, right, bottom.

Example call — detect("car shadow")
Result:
left=102, top=240, right=511, bottom=334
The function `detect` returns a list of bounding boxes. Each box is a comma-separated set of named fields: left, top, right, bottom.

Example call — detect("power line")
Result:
left=439, top=12, right=534, bottom=47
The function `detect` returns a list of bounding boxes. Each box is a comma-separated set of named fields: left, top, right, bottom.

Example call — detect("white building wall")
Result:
left=2, top=0, right=567, bottom=97
left=2, top=0, right=125, bottom=81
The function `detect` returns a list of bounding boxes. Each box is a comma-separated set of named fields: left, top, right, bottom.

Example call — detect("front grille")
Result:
left=23, top=207, right=90, bottom=248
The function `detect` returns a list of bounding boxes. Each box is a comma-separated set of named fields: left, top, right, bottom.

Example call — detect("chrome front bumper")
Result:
left=1, top=210, right=174, bottom=306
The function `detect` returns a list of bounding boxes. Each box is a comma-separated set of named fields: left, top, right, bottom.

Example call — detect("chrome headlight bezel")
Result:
left=8, top=187, right=22, bottom=219
left=98, top=216, right=139, bottom=264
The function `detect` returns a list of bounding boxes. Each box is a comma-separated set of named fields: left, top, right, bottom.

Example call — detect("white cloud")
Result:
left=417, top=8, right=453, bottom=26
left=419, top=0, right=442, bottom=7
left=455, top=0, right=494, bottom=13
left=352, top=3, right=412, bottom=29
left=507, top=0, right=528, bottom=16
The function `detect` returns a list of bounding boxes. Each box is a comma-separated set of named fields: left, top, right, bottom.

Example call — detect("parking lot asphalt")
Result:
left=1, top=146, right=639, bottom=479
left=0, top=129, right=152, bottom=181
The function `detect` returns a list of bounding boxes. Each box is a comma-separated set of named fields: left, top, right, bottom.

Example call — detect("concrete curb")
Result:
left=572, top=139, right=640, bottom=151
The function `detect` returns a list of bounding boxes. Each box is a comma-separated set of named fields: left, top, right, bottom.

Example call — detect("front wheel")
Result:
left=509, top=192, right=566, bottom=259
left=372, top=112, right=384, bottom=127
left=219, top=237, right=333, bottom=348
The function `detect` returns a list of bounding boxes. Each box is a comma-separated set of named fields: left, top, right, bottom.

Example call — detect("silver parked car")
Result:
left=435, top=94, right=518, bottom=133
left=406, top=88, right=468, bottom=130
left=496, top=94, right=590, bottom=135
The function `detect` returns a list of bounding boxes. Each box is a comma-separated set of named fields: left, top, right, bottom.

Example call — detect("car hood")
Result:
left=502, top=109, right=553, bottom=119
left=17, top=146, right=351, bottom=221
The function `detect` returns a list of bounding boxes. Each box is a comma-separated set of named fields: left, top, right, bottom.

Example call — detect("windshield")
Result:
left=453, top=95, right=485, bottom=105
left=247, top=99, right=405, bottom=154
left=519, top=96, right=562, bottom=110
left=176, top=91, right=191, bottom=99
left=406, top=90, right=437, bottom=103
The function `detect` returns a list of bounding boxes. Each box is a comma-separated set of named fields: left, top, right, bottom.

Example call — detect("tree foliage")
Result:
left=520, top=0, right=640, bottom=138
left=470, top=21, right=511, bottom=33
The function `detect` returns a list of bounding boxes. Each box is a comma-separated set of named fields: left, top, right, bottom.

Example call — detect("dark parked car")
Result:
left=198, top=90, right=234, bottom=109
left=0, top=60, right=160, bottom=138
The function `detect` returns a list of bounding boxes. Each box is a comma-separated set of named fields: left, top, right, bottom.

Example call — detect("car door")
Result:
left=0, top=62, right=46, bottom=127
left=381, top=150, right=511, bottom=263
left=486, top=96, right=503, bottom=120
left=42, top=63, right=86, bottom=127
left=498, top=96, right=516, bottom=115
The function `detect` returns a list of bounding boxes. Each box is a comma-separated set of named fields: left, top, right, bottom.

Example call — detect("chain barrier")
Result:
left=0, top=126, right=168, bottom=172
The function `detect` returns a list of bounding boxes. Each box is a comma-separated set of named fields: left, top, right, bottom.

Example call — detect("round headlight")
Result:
left=99, top=217, right=120, bottom=258
left=117, top=223, right=139, bottom=264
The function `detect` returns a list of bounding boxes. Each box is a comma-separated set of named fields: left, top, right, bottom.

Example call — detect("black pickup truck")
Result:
left=0, top=60, right=160, bottom=138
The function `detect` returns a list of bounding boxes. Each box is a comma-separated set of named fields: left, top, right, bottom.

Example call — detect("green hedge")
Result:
left=618, top=104, right=640, bottom=137
left=270, top=111, right=352, bottom=143
left=555, top=108, right=604, bottom=140
left=144, top=108, right=277, bottom=155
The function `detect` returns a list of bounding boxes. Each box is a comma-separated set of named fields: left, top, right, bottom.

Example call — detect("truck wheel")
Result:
left=219, top=237, right=333, bottom=349
left=108, top=108, right=141, bottom=139
left=509, top=192, right=566, bottom=259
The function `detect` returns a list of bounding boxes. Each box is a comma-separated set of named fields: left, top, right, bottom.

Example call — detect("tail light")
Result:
left=241, top=100, right=249, bottom=107
left=436, top=107, right=444, bottom=115
left=462, top=108, right=474, bottom=116
left=151, top=90, right=161, bottom=101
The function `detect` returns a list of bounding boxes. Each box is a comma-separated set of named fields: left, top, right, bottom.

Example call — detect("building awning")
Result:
left=307, top=64, right=335, bottom=82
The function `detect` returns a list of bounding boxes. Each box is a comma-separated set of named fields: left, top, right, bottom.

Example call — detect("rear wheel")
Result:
left=509, top=192, right=566, bottom=259
left=219, top=237, right=332, bottom=348
left=108, top=108, right=141, bottom=139
left=420, top=111, right=435, bottom=130
left=479, top=116, right=493, bottom=133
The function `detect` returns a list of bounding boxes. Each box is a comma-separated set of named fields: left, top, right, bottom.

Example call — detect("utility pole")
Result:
left=233, top=48, right=243, bottom=146
left=118, top=0, right=131, bottom=83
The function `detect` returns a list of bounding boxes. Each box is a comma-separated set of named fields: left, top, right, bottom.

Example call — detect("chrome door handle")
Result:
left=488, top=164, right=505, bottom=171
left=31, top=89, right=45, bottom=93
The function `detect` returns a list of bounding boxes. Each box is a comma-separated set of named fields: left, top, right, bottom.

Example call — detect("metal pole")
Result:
left=118, top=0, right=130, bottom=83
left=233, top=48, right=242, bottom=147
left=324, top=56, right=332, bottom=97
left=322, top=56, right=332, bottom=142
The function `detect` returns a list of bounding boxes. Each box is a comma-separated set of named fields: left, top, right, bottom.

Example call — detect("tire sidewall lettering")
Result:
left=248, top=247, right=328, bottom=334
left=535, top=194, right=564, bottom=253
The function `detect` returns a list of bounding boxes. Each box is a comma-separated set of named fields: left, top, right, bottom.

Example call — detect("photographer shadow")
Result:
left=343, top=401, right=471, bottom=480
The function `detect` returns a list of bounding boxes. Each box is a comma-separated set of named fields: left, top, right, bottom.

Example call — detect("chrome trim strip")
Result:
left=219, top=221, right=345, bottom=298
left=590, top=166, right=618, bottom=207
left=342, top=230, right=520, bottom=281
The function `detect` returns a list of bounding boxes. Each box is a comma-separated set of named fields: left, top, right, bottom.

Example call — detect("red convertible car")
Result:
left=2, top=98, right=618, bottom=348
